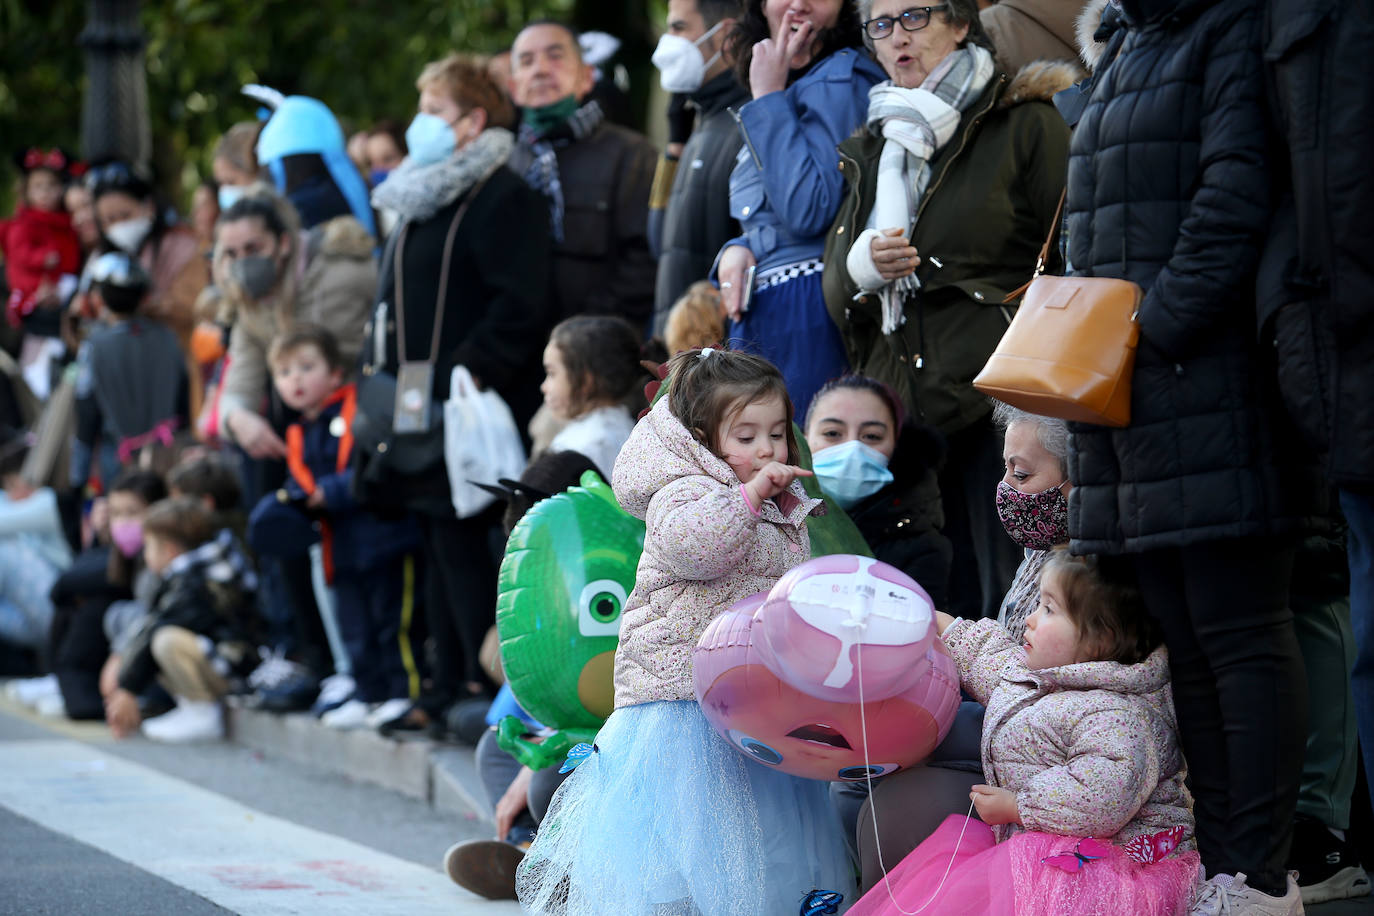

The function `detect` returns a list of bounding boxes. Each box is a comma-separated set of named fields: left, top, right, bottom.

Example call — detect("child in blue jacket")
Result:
left=248, top=324, right=420, bottom=729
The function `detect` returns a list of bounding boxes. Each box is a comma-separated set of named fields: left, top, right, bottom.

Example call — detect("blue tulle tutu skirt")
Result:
left=516, top=700, right=856, bottom=915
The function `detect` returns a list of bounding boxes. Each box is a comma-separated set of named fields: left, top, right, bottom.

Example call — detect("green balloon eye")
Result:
left=578, top=579, right=628, bottom=637
left=591, top=593, right=621, bottom=623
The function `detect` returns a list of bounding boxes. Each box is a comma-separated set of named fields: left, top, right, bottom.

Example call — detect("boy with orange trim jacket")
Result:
left=247, top=324, right=421, bottom=730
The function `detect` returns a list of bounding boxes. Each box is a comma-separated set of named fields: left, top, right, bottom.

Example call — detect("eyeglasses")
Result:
left=864, top=5, right=951, bottom=40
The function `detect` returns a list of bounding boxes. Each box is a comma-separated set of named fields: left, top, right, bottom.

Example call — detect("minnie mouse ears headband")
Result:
left=14, top=147, right=84, bottom=178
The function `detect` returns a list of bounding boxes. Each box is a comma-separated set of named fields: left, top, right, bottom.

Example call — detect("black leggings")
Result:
left=1130, top=536, right=1305, bottom=897
left=418, top=507, right=502, bottom=711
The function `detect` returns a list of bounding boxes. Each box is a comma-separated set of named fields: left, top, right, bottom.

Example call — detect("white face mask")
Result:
left=105, top=216, right=152, bottom=254
left=651, top=20, right=724, bottom=94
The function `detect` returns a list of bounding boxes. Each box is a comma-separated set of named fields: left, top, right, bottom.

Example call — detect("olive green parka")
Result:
left=822, top=60, right=1077, bottom=435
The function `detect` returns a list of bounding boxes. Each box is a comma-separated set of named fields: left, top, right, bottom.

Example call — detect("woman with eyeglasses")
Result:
left=712, top=0, right=885, bottom=418
left=821, top=0, right=1074, bottom=626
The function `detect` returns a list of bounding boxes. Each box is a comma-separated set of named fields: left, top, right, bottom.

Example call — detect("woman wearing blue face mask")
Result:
left=365, top=53, right=554, bottom=735
left=211, top=122, right=262, bottom=213
left=839, top=401, right=1072, bottom=894
left=804, top=375, right=951, bottom=609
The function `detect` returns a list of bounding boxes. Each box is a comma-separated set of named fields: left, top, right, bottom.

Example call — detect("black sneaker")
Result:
left=1288, top=814, right=1372, bottom=905
left=243, top=650, right=319, bottom=713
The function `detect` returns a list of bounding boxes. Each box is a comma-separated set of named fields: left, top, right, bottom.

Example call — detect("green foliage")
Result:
left=0, top=0, right=655, bottom=213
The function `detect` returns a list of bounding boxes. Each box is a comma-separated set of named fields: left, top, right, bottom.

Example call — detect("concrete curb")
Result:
left=226, top=703, right=490, bottom=823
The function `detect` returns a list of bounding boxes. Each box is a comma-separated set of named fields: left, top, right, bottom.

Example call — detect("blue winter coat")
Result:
left=721, top=48, right=886, bottom=272
left=248, top=388, right=419, bottom=573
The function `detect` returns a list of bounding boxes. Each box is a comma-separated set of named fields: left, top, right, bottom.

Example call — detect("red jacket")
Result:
left=1, top=206, right=81, bottom=321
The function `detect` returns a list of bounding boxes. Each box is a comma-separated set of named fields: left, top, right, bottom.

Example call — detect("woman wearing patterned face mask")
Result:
left=990, top=401, right=1070, bottom=642
left=842, top=400, right=1071, bottom=893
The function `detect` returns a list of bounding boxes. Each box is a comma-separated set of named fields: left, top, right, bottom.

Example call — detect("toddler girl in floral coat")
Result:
left=517, top=347, right=854, bottom=915
left=849, top=549, right=1199, bottom=916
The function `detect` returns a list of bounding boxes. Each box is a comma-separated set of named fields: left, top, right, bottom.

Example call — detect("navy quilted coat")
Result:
left=1064, top=0, right=1318, bottom=554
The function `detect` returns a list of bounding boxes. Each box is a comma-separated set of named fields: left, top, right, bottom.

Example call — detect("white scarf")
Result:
left=848, top=45, right=995, bottom=333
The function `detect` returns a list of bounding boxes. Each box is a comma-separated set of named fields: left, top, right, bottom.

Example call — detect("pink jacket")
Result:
left=611, top=397, right=823, bottom=708
left=943, top=617, right=1194, bottom=847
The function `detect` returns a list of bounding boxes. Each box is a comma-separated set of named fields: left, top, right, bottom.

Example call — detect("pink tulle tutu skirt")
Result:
left=846, top=816, right=1200, bottom=916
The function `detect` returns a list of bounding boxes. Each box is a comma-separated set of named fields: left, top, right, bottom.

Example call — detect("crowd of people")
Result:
left=0, top=0, right=1369, bottom=914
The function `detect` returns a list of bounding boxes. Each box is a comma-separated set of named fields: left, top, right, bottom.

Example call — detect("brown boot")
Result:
left=442, top=839, right=525, bottom=900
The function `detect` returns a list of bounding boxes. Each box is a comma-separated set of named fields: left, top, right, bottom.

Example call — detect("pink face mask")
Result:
left=110, top=518, right=144, bottom=559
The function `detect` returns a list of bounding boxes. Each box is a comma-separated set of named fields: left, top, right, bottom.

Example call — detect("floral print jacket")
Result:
left=943, top=617, right=1194, bottom=847
left=611, top=397, right=823, bottom=708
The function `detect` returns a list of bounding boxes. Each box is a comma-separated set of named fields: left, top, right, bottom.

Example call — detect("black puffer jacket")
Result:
left=1259, top=0, right=1374, bottom=490
left=651, top=72, right=750, bottom=334
left=1065, top=0, right=1321, bottom=554
left=117, top=530, right=259, bottom=695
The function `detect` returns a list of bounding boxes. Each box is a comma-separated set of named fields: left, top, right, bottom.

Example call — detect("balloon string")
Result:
left=856, top=634, right=975, bottom=915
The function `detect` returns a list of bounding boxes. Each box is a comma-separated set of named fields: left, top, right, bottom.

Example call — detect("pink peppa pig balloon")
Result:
left=694, top=556, right=961, bottom=781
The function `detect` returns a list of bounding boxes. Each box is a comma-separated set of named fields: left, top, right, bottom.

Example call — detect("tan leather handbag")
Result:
left=973, top=191, right=1142, bottom=427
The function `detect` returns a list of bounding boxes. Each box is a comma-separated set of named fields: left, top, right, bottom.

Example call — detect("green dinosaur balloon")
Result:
left=495, top=470, right=645, bottom=735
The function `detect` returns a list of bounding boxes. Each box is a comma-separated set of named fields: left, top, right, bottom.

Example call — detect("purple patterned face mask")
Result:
left=995, top=480, right=1068, bottom=550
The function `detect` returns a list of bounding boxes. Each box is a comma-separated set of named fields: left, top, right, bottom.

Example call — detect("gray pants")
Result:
left=475, top=726, right=570, bottom=843
left=831, top=700, right=986, bottom=892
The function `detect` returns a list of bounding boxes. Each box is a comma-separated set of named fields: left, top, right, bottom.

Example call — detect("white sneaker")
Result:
left=364, top=697, right=412, bottom=729
left=321, top=698, right=371, bottom=729
left=1191, top=872, right=1305, bottom=915
left=311, top=673, right=356, bottom=717
left=141, top=700, right=224, bottom=743
left=5, top=674, right=59, bottom=706
left=33, top=692, right=66, bottom=718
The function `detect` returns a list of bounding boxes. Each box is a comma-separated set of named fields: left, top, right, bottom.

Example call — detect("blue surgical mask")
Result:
left=812, top=440, right=894, bottom=510
left=404, top=112, right=456, bottom=167
left=218, top=184, right=246, bottom=211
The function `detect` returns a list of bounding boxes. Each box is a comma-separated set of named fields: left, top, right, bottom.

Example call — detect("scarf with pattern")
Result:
left=517, top=100, right=605, bottom=242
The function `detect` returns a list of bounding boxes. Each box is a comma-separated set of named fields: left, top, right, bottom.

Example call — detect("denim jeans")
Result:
left=0, top=538, right=60, bottom=649
left=1341, top=488, right=1374, bottom=812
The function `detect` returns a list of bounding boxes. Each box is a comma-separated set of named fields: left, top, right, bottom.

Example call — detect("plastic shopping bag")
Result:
left=444, top=365, right=526, bottom=518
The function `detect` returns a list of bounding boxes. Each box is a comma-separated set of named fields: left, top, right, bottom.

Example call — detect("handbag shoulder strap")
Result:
left=392, top=174, right=491, bottom=365
left=1003, top=187, right=1067, bottom=305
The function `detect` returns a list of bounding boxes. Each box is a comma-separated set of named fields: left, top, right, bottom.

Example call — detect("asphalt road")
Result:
left=0, top=704, right=516, bottom=915
left=1, top=700, right=1371, bottom=914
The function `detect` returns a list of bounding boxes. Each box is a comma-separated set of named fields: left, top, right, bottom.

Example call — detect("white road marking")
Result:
left=0, top=739, right=521, bottom=915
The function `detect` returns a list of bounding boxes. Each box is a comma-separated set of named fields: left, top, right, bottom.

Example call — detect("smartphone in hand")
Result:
left=739, top=264, right=757, bottom=314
